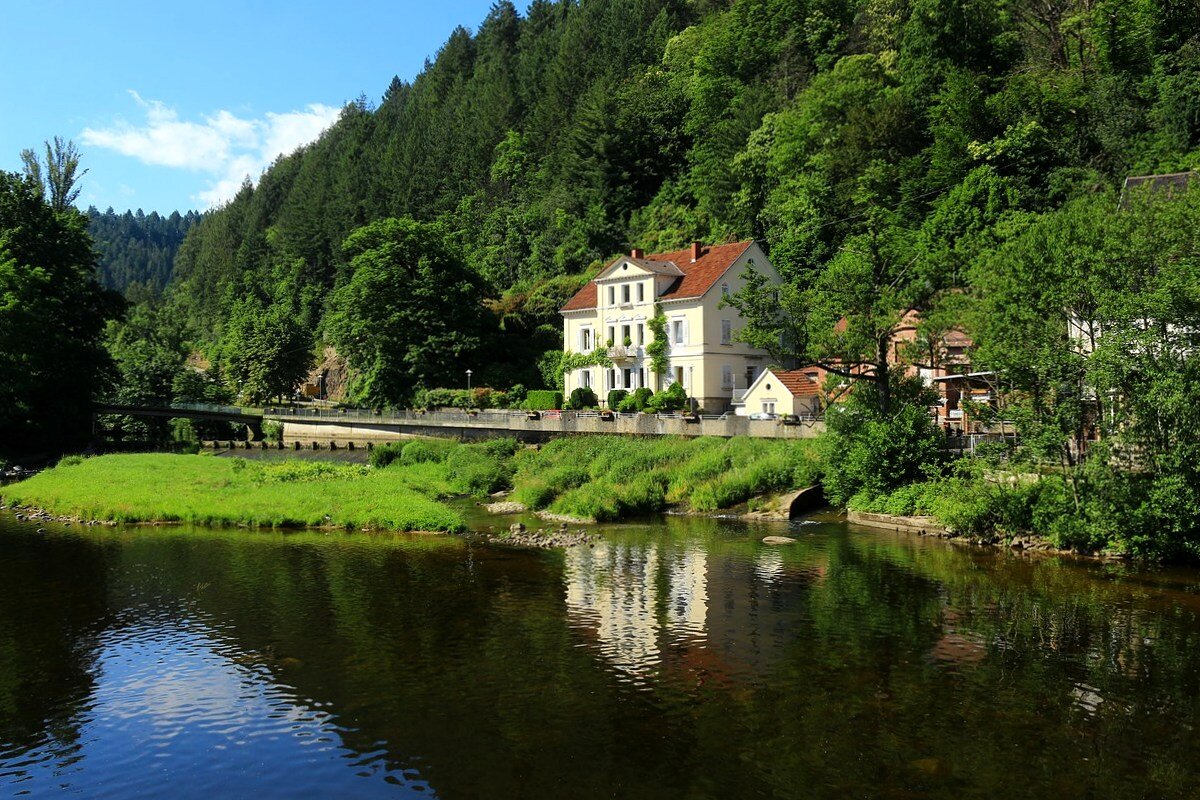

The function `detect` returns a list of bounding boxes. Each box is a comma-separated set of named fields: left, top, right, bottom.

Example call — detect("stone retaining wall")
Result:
left=846, top=510, right=947, bottom=536
left=275, top=412, right=824, bottom=445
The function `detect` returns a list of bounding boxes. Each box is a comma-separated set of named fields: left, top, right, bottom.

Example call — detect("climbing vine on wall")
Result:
left=560, top=348, right=614, bottom=377
left=646, top=302, right=669, bottom=376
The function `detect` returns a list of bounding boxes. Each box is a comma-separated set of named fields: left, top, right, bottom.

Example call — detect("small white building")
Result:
left=734, top=368, right=823, bottom=418
left=559, top=240, right=781, bottom=412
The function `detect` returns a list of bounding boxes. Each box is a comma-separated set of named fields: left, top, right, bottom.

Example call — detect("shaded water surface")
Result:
left=2, top=511, right=1200, bottom=798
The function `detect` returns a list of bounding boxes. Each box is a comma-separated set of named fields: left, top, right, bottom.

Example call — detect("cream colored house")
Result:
left=734, top=368, right=823, bottom=418
left=560, top=240, right=781, bottom=412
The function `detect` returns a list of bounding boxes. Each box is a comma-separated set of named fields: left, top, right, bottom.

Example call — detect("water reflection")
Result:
left=4, top=514, right=1200, bottom=798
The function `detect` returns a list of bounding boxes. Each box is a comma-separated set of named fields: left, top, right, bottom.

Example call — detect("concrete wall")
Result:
left=276, top=410, right=825, bottom=446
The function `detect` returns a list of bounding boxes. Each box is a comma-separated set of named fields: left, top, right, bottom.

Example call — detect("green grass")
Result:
left=3, top=453, right=466, bottom=532
left=4, top=436, right=822, bottom=531
left=511, top=436, right=821, bottom=521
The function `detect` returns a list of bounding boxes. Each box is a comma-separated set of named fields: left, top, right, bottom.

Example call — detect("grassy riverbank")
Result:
left=510, top=436, right=821, bottom=521
left=369, top=434, right=822, bottom=522
left=3, top=436, right=822, bottom=532
left=2, top=453, right=467, bottom=532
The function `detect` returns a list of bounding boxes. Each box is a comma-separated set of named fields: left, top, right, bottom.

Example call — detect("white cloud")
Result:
left=81, top=91, right=341, bottom=209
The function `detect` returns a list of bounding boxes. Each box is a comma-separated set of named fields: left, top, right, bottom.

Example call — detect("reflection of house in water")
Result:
left=563, top=541, right=825, bottom=682
left=564, top=542, right=706, bottom=676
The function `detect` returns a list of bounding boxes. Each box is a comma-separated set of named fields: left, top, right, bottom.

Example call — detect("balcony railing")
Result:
left=606, top=345, right=641, bottom=360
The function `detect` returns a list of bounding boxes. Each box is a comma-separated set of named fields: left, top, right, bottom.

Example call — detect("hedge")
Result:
left=524, top=390, right=563, bottom=410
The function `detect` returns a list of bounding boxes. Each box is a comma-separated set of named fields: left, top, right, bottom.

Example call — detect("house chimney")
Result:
left=691, top=241, right=703, bottom=262
left=630, top=247, right=644, bottom=259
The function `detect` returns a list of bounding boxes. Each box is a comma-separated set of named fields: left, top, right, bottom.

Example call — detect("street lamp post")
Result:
left=466, top=369, right=473, bottom=391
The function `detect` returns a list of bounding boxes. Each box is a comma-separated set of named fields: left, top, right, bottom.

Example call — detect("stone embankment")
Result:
left=847, top=509, right=1115, bottom=558
left=2, top=503, right=116, bottom=532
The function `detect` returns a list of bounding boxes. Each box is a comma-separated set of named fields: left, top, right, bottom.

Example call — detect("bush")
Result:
left=261, top=420, right=284, bottom=443
left=413, top=387, right=507, bottom=410
left=524, top=390, right=563, bottom=410
left=607, top=389, right=628, bottom=409
left=444, top=440, right=516, bottom=495
left=369, top=441, right=405, bottom=468
left=820, top=380, right=944, bottom=508
left=567, top=387, right=599, bottom=410
left=58, top=455, right=86, bottom=468
left=402, top=438, right=458, bottom=464
left=618, top=387, right=654, bottom=412
left=646, top=382, right=688, bottom=412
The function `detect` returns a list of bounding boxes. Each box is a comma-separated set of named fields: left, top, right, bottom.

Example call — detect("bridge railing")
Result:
left=97, top=401, right=263, bottom=418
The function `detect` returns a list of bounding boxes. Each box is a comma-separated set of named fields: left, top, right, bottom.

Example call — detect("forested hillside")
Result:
left=88, top=207, right=199, bottom=292
left=168, top=0, right=1200, bottom=402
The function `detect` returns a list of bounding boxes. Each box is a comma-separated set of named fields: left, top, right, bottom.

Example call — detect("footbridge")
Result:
left=95, top=402, right=264, bottom=425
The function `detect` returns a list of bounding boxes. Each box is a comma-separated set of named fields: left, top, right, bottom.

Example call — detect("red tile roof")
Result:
left=768, top=370, right=822, bottom=398
left=560, top=241, right=755, bottom=312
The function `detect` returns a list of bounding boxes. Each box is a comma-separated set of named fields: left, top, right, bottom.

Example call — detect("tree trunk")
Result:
left=876, top=335, right=891, bottom=417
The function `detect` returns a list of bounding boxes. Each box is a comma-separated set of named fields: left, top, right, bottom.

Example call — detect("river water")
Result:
left=2, top=508, right=1200, bottom=799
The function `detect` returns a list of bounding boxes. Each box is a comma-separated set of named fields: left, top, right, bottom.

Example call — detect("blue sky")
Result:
left=0, top=0, right=502, bottom=214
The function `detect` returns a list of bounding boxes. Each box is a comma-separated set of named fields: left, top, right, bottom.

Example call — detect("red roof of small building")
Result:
left=560, top=241, right=755, bottom=312
left=768, top=370, right=822, bottom=398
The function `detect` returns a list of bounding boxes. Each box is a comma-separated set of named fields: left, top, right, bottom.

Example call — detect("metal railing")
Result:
left=98, top=400, right=263, bottom=418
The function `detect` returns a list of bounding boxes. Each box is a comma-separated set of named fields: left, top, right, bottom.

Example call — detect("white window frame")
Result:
left=637, top=283, right=645, bottom=302
left=607, top=286, right=615, bottom=305
left=622, top=284, right=631, bottom=304
left=672, top=319, right=685, bottom=345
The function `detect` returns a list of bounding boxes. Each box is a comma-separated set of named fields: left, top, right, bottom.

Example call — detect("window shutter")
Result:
left=682, top=319, right=690, bottom=344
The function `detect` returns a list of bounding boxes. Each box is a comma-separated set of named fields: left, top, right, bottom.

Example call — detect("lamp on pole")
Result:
left=466, top=369, right=473, bottom=391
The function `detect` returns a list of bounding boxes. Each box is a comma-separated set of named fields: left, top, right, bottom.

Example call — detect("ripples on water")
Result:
left=3, top=512, right=1200, bottom=798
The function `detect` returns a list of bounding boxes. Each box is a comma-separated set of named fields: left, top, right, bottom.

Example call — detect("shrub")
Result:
left=506, top=384, right=527, bottom=407
left=646, top=382, right=688, bottom=412
left=607, top=389, right=628, bottom=409
left=513, top=480, right=557, bottom=510
left=445, top=441, right=514, bottom=495
left=619, top=387, right=654, bottom=412
left=552, top=482, right=622, bottom=521
left=261, top=420, right=284, bottom=443
left=58, top=455, right=85, bottom=468
left=369, top=441, right=405, bottom=468
left=820, top=380, right=944, bottom=507
left=402, top=438, right=458, bottom=464
left=567, top=387, right=599, bottom=410
left=413, top=387, right=506, bottom=410
left=524, top=390, right=563, bottom=410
